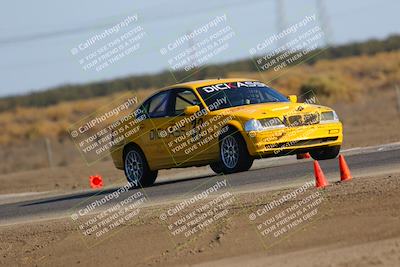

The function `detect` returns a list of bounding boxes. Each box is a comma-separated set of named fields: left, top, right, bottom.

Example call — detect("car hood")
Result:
left=212, top=102, right=333, bottom=120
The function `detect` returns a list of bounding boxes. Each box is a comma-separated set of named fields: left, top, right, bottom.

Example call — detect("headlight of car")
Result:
left=244, top=118, right=285, bottom=132
left=244, top=119, right=263, bottom=131
left=320, top=111, right=339, bottom=123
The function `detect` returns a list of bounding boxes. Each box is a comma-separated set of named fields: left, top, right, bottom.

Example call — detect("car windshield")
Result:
left=196, top=81, right=289, bottom=111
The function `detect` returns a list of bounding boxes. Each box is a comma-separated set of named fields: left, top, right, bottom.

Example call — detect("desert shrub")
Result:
left=299, top=74, right=361, bottom=101
left=0, top=35, right=399, bottom=112
left=1, top=50, right=399, bottom=145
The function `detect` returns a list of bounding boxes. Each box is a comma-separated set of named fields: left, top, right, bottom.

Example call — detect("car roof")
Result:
left=162, top=78, right=258, bottom=91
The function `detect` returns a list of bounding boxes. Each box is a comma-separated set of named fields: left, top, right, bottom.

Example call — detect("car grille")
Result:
left=284, top=113, right=320, bottom=127
left=265, top=137, right=338, bottom=149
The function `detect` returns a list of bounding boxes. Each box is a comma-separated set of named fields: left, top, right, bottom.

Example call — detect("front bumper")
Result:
left=243, top=122, right=343, bottom=157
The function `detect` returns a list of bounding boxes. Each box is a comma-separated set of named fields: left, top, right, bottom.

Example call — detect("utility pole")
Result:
left=45, top=137, right=54, bottom=168
left=276, top=0, right=287, bottom=48
left=396, top=85, right=400, bottom=114
left=187, top=30, right=196, bottom=73
left=316, top=0, right=333, bottom=46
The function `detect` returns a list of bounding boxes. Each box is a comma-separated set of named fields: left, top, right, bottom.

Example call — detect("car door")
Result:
left=166, top=88, right=216, bottom=166
left=137, top=90, right=174, bottom=169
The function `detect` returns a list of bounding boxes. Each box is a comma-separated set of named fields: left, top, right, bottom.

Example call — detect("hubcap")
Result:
left=125, top=150, right=143, bottom=185
left=221, top=135, right=239, bottom=169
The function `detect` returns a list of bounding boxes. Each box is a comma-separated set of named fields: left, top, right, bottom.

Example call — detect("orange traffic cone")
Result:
left=90, top=175, right=103, bottom=189
left=339, top=155, right=352, bottom=182
left=296, top=153, right=311, bottom=160
left=314, top=161, right=329, bottom=188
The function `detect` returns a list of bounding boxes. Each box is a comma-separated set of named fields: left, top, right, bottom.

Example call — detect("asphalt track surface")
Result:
left=1, top=146, right=400, bottom=225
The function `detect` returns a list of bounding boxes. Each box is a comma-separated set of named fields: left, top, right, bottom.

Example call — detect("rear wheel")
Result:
left=216, top=128, right=253, bottom=174
left=123, top=145, right=158, bottom=187
left=310, top=145, right=340, bottom=160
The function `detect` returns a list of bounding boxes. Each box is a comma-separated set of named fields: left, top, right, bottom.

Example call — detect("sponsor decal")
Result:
left=198, top=81, right=267, bottom=93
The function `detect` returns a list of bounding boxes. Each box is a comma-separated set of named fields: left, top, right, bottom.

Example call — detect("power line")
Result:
left=0, top=0, right=270, bottom=46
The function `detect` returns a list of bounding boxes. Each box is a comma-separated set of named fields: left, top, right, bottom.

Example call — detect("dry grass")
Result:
left=0, top=89, right=155, bottom=145
left=2, top=51, right=400, bottom=146
left=229, top=50, right=400, bottom=102
left=1, top=51, right=400, bottom=174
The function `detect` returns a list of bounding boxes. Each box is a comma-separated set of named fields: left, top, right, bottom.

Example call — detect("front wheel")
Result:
left=216, top=129, right=253, bottom=174
left=209, top=162, right=223, bottom=174
left=123, top=145, right=158, bottom=187
left=310, top=145, right=341, bottom=160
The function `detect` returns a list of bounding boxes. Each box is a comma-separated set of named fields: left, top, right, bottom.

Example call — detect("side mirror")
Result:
left=288, top=95, right=297, bottom=103
left=184, top=105, right=200, bottom=115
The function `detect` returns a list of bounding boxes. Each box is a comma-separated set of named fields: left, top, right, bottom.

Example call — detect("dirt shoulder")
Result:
left=1, top=173, right=399, bottom=267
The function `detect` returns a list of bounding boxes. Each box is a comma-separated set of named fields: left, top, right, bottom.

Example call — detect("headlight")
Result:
left=320, top=111, right=339, bottom=123
left=244, top=118, right=285, bottom=132
left=244, top=119, right=263, bottom=131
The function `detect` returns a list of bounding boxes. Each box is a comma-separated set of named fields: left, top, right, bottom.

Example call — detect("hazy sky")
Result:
left=0, top=0, right=399, bottom=96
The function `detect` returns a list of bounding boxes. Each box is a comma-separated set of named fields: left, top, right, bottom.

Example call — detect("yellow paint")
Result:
left=111, top=79, right=342, bottom=170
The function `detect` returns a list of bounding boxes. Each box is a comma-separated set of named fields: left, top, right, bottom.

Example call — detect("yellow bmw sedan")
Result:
left=110, top=78, right=342, bottom=186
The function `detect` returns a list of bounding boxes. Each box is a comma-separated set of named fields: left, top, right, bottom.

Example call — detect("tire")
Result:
left=310, top=145, right=341, bottom=160
left=123, top=145, right=158, bottom=187
left=217, top=128, right=254, bottom=174
left=209, top=162, right=223, bottom=174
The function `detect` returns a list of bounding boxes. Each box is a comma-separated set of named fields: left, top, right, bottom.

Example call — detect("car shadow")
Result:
left=20, top=173, right=218, bottom=207
left=151, top=173, right=217, bottom=187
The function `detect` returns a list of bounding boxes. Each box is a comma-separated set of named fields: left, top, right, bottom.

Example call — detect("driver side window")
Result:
left=147, top=91, right=170, bottom=118
left=173, top=90, right=201, bottom=116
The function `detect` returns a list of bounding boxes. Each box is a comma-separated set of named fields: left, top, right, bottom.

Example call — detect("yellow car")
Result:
left=110, top=78, right=342, bottom=186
